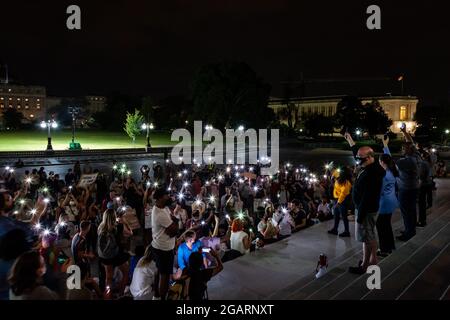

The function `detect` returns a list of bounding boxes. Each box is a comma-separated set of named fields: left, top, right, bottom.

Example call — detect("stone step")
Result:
left=397, top=243, right=450, bottom=300
left=364, top=223, right=450, bottom=300
left=285, top=203, right=450, bottom=300
left=331, top=210, right=450, bottom=300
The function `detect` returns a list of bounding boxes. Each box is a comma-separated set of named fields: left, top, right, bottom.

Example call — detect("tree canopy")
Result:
left=1, top=108, right=24, bottom=129
left=123, top=109, right=144, bottom=142
left=190, top=61, right=274, bottom=130
left=334, top=96, right=392, bottom=136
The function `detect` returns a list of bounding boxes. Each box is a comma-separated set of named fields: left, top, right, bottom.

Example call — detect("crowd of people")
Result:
left=0, top=125, right=445, bottom=300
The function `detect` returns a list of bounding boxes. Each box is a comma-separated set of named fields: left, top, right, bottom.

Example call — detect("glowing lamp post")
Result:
left=40, top=120, right=58, bottom=151
left=142, top=123, right=154, bottom=151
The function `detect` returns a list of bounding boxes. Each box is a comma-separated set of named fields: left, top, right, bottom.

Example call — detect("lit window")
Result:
left=30, top=114, right=34, bottom=118
left=9, top=105, right=13, bottom=108
left=17, top=98, right=21, bottom=101
left=37, top=99, right=40, bottom=102
left=25, top=106, right=29, bottom=109
left=400, top=106, right=407, bottom=120
left=17, top=105, right=21, bottom=109
left=8, top=89, right=11, bottom=92
left=0, top=104, right=4, bottom=108
left=0, top=97, right=3, bottom=100
left=25, top=98, right=29, bottom=102
left=9, top=97, right=12, bottom=101
left=37, top=106, right=40, bottom=109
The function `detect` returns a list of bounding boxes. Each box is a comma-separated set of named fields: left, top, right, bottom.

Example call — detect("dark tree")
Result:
left=2, top=108, right=24, bottom=129
left=47, top=97, right=88, bottom=127
left=157, top=95, right=193, bottom=130
left=335, top=96, right=391, bottom=137
left=302, top=113, right=335, bottom=138
left=414, top=103, right=450, bottom=141
left=190, top=61, right=274, bottom=130
left=93, top=93, right=139, bottom=130
left=363, top=99, right=392, bottom=136
left=140, top=96, right=156, bottom=124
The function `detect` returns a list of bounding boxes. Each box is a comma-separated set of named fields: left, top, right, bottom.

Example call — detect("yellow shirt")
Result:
left=333, top=180, right=352, bottom=204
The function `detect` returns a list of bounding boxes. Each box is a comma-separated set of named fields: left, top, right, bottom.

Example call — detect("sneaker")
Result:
left=348, top=265, right=366, bottom=275
left=339, top=231, right=351, bottom=237
left=328, top=229, right=338, bottom=235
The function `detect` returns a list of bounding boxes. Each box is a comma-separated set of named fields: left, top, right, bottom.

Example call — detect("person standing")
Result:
left=151, top=188, right=178, bottom=300
left=377, top=136, right=399, bottom=256
left=344, top=133, right=385, bottom=274
left=328, top=167, right=352, bottom=237
left=417, top=150, right=433, bottom=227
left=396, top=126, right=421, bottom=241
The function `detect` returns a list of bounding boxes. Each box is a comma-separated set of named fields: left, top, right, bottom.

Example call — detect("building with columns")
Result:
left=269, top=95, right=419, bottom=133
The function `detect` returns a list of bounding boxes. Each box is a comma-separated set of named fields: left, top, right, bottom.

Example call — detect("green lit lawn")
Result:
left=0, top=130, right=176, bottom=151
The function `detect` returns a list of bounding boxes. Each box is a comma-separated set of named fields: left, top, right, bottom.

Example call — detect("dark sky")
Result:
left=1, top=0, right=450, bottom=104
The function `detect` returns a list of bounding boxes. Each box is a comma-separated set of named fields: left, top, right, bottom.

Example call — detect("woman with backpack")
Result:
left=97, top=208, right=130, bottom=299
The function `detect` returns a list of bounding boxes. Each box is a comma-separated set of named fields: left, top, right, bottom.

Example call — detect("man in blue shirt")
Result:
left=177, top=230, right=205, bottom=271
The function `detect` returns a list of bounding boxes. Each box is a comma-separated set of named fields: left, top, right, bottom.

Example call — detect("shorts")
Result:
left=100, top=251, right=130, bottom=267
left=355, top=210, right=378, bottom=243
left=151, top=246, right=174, bottom=275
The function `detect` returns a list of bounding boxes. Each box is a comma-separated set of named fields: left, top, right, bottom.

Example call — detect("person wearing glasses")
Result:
left=344, top=132, right=385, bottom=274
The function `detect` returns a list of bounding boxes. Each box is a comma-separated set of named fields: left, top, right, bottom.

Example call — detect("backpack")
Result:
left=97, top=231, right=119, bottom=259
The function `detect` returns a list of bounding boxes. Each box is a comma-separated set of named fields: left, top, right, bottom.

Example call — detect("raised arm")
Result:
left=400, top=125, right=414, bottom=143
left=344, top=132, right=358, bottom=159
left=382, top=135, right=392, bottom=156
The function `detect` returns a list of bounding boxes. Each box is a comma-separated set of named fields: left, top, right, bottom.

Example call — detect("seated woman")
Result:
left=230, top=219, right=253, bottom=256
left=317, top=197, right=332, bottom=221
left=129, top=245, right=157, bottom=300
left=291, top=200, right=307, bottom=231
left=8, top=251, right=59, bottom=300
left=186, top=250, right=223, bottom=301
left=257, top=213, right=278, bottom=242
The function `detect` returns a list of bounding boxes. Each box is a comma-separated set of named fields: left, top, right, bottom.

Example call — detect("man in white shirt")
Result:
left=151, top=188, right=178, bottom=300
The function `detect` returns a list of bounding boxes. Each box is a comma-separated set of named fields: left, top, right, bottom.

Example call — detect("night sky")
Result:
left=1, top=1, right=450, bottom=105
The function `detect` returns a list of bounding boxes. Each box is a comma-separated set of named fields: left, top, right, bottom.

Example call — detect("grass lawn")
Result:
left=0, top=129, right=176, bottom=151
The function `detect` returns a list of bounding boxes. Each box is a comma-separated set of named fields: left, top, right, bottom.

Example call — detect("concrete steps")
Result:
left=272, top=182, right=450, bottom=300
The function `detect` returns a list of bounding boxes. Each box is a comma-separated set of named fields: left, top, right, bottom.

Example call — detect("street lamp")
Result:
left=142, top=123, right=154, bottom=150
left=68, top=107, right=81, bottom=150
left=40, top=120, right=58, bottom=151
left=238, top=125, right=245, bottom=132
left=445, top=129, right=450, bottom=135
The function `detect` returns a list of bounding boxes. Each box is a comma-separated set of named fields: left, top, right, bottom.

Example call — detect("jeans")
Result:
left=376, top=213, right=395, bottom=252
left=398, top=188, right=418, bottom=238
left=332, top=202, right=349, bottom=233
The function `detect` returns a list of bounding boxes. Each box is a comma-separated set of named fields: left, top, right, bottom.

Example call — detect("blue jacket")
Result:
left=379, top=147, right=399, bottom=214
